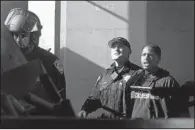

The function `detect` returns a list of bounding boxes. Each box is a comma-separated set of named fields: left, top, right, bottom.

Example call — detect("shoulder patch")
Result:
left=53, top=59, right=64, bottom=74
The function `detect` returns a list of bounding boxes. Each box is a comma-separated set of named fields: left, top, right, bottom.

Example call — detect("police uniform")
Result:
left=125, top=68, right=180, bottom=119
left=25, top=46, right=66, bottom=100
left=3, top=8, right=66, bottom=101
left=81, top=61, right=140, bottom=119
left=1, top=8, right=66, bottom=116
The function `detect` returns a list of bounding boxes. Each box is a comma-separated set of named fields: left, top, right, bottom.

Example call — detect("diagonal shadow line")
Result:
left=86, top=1, right=129, bottom=24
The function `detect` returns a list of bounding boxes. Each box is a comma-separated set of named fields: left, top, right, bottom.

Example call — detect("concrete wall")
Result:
left=28, top=1, right=55, bottom=54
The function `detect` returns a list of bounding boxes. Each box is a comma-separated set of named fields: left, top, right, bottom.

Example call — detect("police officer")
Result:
left=125, top=43, right=180, bottom=119
left=78, top=37, right=141, bottom=119
left=2, top=8, right=66, bottom=115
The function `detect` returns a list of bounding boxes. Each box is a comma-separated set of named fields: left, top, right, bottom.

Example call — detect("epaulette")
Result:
left=105, top=65, right=115, bottom=72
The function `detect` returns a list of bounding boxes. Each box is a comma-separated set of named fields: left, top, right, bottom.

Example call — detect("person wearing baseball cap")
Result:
left=78, top=37, right=140, bottom=119
left=108, top=37, right=131, bottom=50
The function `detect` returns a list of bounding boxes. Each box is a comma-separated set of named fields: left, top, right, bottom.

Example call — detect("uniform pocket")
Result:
left=99, top=81, right=108, bottom=91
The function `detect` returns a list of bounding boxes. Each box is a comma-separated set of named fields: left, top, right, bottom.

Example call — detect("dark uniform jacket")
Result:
left=1, top=46, right=66, bottom=116
left=125, top=68, right=180, bottom=119
left=81, top=61, right=140, bottom=119
left=25, top=46, right=66, bottom=100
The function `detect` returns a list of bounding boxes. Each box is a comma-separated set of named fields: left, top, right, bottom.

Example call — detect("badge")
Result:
left=111, top=72, right=118, bottom=80
left=123, top=74, right=131, bottom=82
left=53, top=59, right=64, bottom=74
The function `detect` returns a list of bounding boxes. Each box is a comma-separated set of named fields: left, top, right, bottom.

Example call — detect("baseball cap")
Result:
left=108, top=37, right=131, bottom=50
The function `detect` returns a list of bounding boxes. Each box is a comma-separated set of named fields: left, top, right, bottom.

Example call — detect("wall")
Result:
left=28, top=1, right=55, bottom=54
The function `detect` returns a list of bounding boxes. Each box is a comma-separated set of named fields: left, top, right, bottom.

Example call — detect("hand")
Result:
left=78, top=110, right=88, bottom=119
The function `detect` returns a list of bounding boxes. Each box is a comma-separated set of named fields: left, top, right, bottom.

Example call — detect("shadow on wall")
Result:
left=146, top=1, right=194, bottom=85
left=60, top=47, right=105, bottom=118
left=86, top=1, right=129, bottom=24
left=87, top=1, right=143, bottom=67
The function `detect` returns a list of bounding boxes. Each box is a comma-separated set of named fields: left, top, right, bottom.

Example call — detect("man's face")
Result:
left=141, top=46, right=160, bottom=70
left=111, top=43, right=130, bottom=62
left=12, top=32, right=30, bottom=48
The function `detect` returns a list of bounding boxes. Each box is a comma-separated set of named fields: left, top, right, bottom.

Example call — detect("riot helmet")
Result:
left=4, top=8, right=42, bottom=34
left=4, top=8, right=43, bottom=52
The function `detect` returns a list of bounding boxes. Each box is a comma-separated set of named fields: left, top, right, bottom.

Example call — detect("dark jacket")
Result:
left=81, top=61, right=141, bottom=119
left=125, top=68, right=180, bottom=119
left=25, top=46, right=66, bottom=100
left=1, top=46, right=66, bottom=116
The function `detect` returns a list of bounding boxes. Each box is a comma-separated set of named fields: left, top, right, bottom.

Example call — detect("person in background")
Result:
left=78, top=37, right=141, bottom=119
left=125, top=43, right=180, bottom=119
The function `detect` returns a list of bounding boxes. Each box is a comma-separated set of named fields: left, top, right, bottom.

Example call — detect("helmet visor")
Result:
left=4, top=8, right=40, bottom=33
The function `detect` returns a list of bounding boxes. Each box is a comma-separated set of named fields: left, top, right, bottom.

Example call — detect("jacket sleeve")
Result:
left=162, top=76, right=181, bottom=117
left=81, top=74, right=103, bottom=113
left=50, top=59, right=66, bottom=100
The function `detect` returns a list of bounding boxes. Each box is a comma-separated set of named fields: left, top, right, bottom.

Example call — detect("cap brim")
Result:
left=108, top=39, right=122, bottom=48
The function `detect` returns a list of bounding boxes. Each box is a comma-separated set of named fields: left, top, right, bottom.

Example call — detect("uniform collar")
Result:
left=111, top=61, right=132, bottom=74
left=110, top=61, right=131, bottom=69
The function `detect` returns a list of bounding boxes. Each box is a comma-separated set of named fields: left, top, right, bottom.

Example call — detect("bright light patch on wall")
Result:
left=28, top=1, right=55, bottom=54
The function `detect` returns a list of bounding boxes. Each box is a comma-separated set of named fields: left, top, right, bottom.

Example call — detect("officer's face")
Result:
left=12, top=32, right=30, bottom=48
left=141, top=46, right=160, bottom=70
left=111, top=43, right=130, bottom=62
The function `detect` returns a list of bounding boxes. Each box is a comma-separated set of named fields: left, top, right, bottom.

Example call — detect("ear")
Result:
left=30, top=32, right=40, bottom=46
left=128, top=48, right=132, bottom=55
left=156, top=56, right=161, bottom=64
left=158, top=55, right=161, bottom=61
